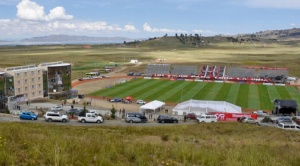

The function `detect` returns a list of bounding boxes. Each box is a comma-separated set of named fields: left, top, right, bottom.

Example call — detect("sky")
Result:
left=0, top=0, right=299, bottom=40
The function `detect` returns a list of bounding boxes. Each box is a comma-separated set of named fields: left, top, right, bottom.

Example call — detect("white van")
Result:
left=277, top=123, right=300, bottom=131
left=196, top=114, right=218, bottom=123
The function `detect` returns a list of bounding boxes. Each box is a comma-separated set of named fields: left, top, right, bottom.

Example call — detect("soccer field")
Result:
left=89, top=78, right=300, bottom=110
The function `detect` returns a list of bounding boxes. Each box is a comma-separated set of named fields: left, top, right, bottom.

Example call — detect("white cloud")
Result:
left=244, top=0, right=300, bottom=9
left=143, top=23, right=187, bottom=33
left=192, top=29, right=216, bottom=34
left=16, top=0, right=73, bottom=21
left=124, top=24, right=137, bottom=31
left=0, top=18, right=138, bottom=38
left=48, top=7, right=73, bottom=21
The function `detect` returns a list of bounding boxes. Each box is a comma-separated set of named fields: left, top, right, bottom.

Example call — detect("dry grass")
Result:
left=0, top=122, right=299, bottom=165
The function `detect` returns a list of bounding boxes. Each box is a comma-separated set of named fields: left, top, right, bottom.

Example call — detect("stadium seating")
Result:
left=171, top=65, right=197, bottom=75
left=144, top=64, right=171, bottom=76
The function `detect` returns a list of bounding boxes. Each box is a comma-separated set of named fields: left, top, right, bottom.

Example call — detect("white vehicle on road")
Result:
left=277, top=123, right=300, bottom=131
left=196, top=114, right=218, bottom=123
left=136, top=100, right=146, bottom=105
left=44, top=111, right=69, bottom=123
left=50, top=105, right=63, bottom=111
left=77, top=113, right=104, bottom=123
left=253, top=110, right=268, bottom=116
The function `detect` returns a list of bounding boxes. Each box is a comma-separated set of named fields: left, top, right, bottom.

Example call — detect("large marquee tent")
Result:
left=139, top=100, right=165, bottom=113
left=172, top=99, right=242, bottom=115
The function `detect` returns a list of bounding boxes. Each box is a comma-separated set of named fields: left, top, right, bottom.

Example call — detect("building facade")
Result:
left=5, top=65, right=44, bottom=100
left=39, top=61, right=77, bottom=100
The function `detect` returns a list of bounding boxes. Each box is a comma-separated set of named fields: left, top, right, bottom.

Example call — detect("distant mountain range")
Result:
left=254, top=28, right=300, bottom=40
left=20, top=35, right=133, bottom=43
left=1, top=28, right=300, bottom=45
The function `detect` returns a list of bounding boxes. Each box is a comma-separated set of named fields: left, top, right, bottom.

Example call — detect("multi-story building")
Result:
left=38, top=61, right=77, bottom=100
left=5, top=65, right=44, bottom=100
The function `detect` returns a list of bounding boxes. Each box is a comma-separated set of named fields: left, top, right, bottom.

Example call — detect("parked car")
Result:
left=277, top=123, right=300, bottom=130
left=276, top=117, right=293, bottom=124
left=78, top=113, right=104, bottom=123
left=136, top=100, right=146, bottom=105
left=67, top=108, right=81, bottom=115
left=157, top=115, right=178, bottom=123
left=253, top=110, right=268, bottom=116
left=110, top=98, right=121, bottom=102
left=19, top=111, right=38, bottom=120
left=196, top=114, right=218, bottom=123
left=50, top=105, right=63, bottom=111
left=125, top=112, right=148, bottom=123
left=43, top=111, right=69, bottom=122
left=185, top=113, right=197, bottom=120
left=242, top=117, right=258, bottom=124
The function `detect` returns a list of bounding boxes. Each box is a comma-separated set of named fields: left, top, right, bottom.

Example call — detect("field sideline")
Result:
left=89, top=78, right=300, bottom=111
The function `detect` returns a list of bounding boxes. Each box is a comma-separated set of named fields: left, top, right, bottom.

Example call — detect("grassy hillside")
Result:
left=89, top=79, right=300, bottom=111
left=0, top=122, right=299, bottom=165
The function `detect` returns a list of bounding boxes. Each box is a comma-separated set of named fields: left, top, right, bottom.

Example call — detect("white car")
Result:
left=196, top=114, right=218, bottom=123
left=136, top=100, right=146, bottom=105
left=253, top=110, right=268, bottom=116
left=44, top=111, right=69, bottom=123
left=50, top=105, right=63, bottom=111
left=277, top=123, right=300, bottom=130
left=77, top=113, right=104, bottom=123
left=242, top=117, right=258, bottom=124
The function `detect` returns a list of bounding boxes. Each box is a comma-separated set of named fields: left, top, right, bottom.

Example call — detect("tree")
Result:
left=111, top=105, right=116, bottom=119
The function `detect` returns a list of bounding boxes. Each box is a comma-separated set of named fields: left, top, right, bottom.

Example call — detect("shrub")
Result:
left=161, top=134, right=169, bottom=142
left=261, top=116, right=272, bottom=123
left=111, top=106, right=116, bottom=119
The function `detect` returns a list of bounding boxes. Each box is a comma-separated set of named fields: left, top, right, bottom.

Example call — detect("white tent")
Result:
left=139, top=100, right=165, bottom=113
left=130, top=60, right=138, bottom=64
left=172, top=99, right=242, bottom=115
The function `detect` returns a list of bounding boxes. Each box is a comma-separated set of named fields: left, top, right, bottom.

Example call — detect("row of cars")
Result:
left=19, top=111, right=104, bottom=123
left=125, top=112, right=218, bottom=124
left=124, top=113, right=179, bottom=123
left=109, top=98, right=147, bottom=105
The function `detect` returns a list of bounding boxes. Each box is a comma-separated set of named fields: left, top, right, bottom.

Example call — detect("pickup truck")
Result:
left=77, top=113, right=104, bottom=123
left=253, top=110, right=268, bottom=116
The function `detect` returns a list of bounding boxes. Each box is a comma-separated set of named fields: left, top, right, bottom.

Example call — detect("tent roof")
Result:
left=172, top=99, right=242, bottom=114
left=140, top=100, right=165, bottom=110
left=126, top=96, right=133, bottom=100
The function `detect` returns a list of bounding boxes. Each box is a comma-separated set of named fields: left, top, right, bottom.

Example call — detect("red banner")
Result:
left=210, top=112, right=258, bottom=121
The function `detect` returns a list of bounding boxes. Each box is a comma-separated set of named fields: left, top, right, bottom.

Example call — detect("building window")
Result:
left=31, top=78, right=34, bottom=82
left=25, top=87, right=28, bottom=91
left=18, top=88, right=20, bottom=92
left=38, top=70, right=40, bottom=74
left=32, top=92, right=35, bottom=96
left=38, top=84, right=41, bottom=88
left=38, top=77, right=41, bottom=81
left=31, top=71, right=34, bottom=75
left=25, top=93, right=28, bottom=97
left=16, top=73, right=20, bottom=77
left=39, top=91, right=42, bottom=95
left=17, top=81, right=20, bottom=85
left=24, top=72, right=27, bottom=76
left=31, top=85, right=34, bottom=89
left=24, top=79, right=28, bottom=83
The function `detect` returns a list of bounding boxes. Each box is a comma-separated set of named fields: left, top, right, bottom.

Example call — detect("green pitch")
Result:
left=89, top=79, right=300, bottom=110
